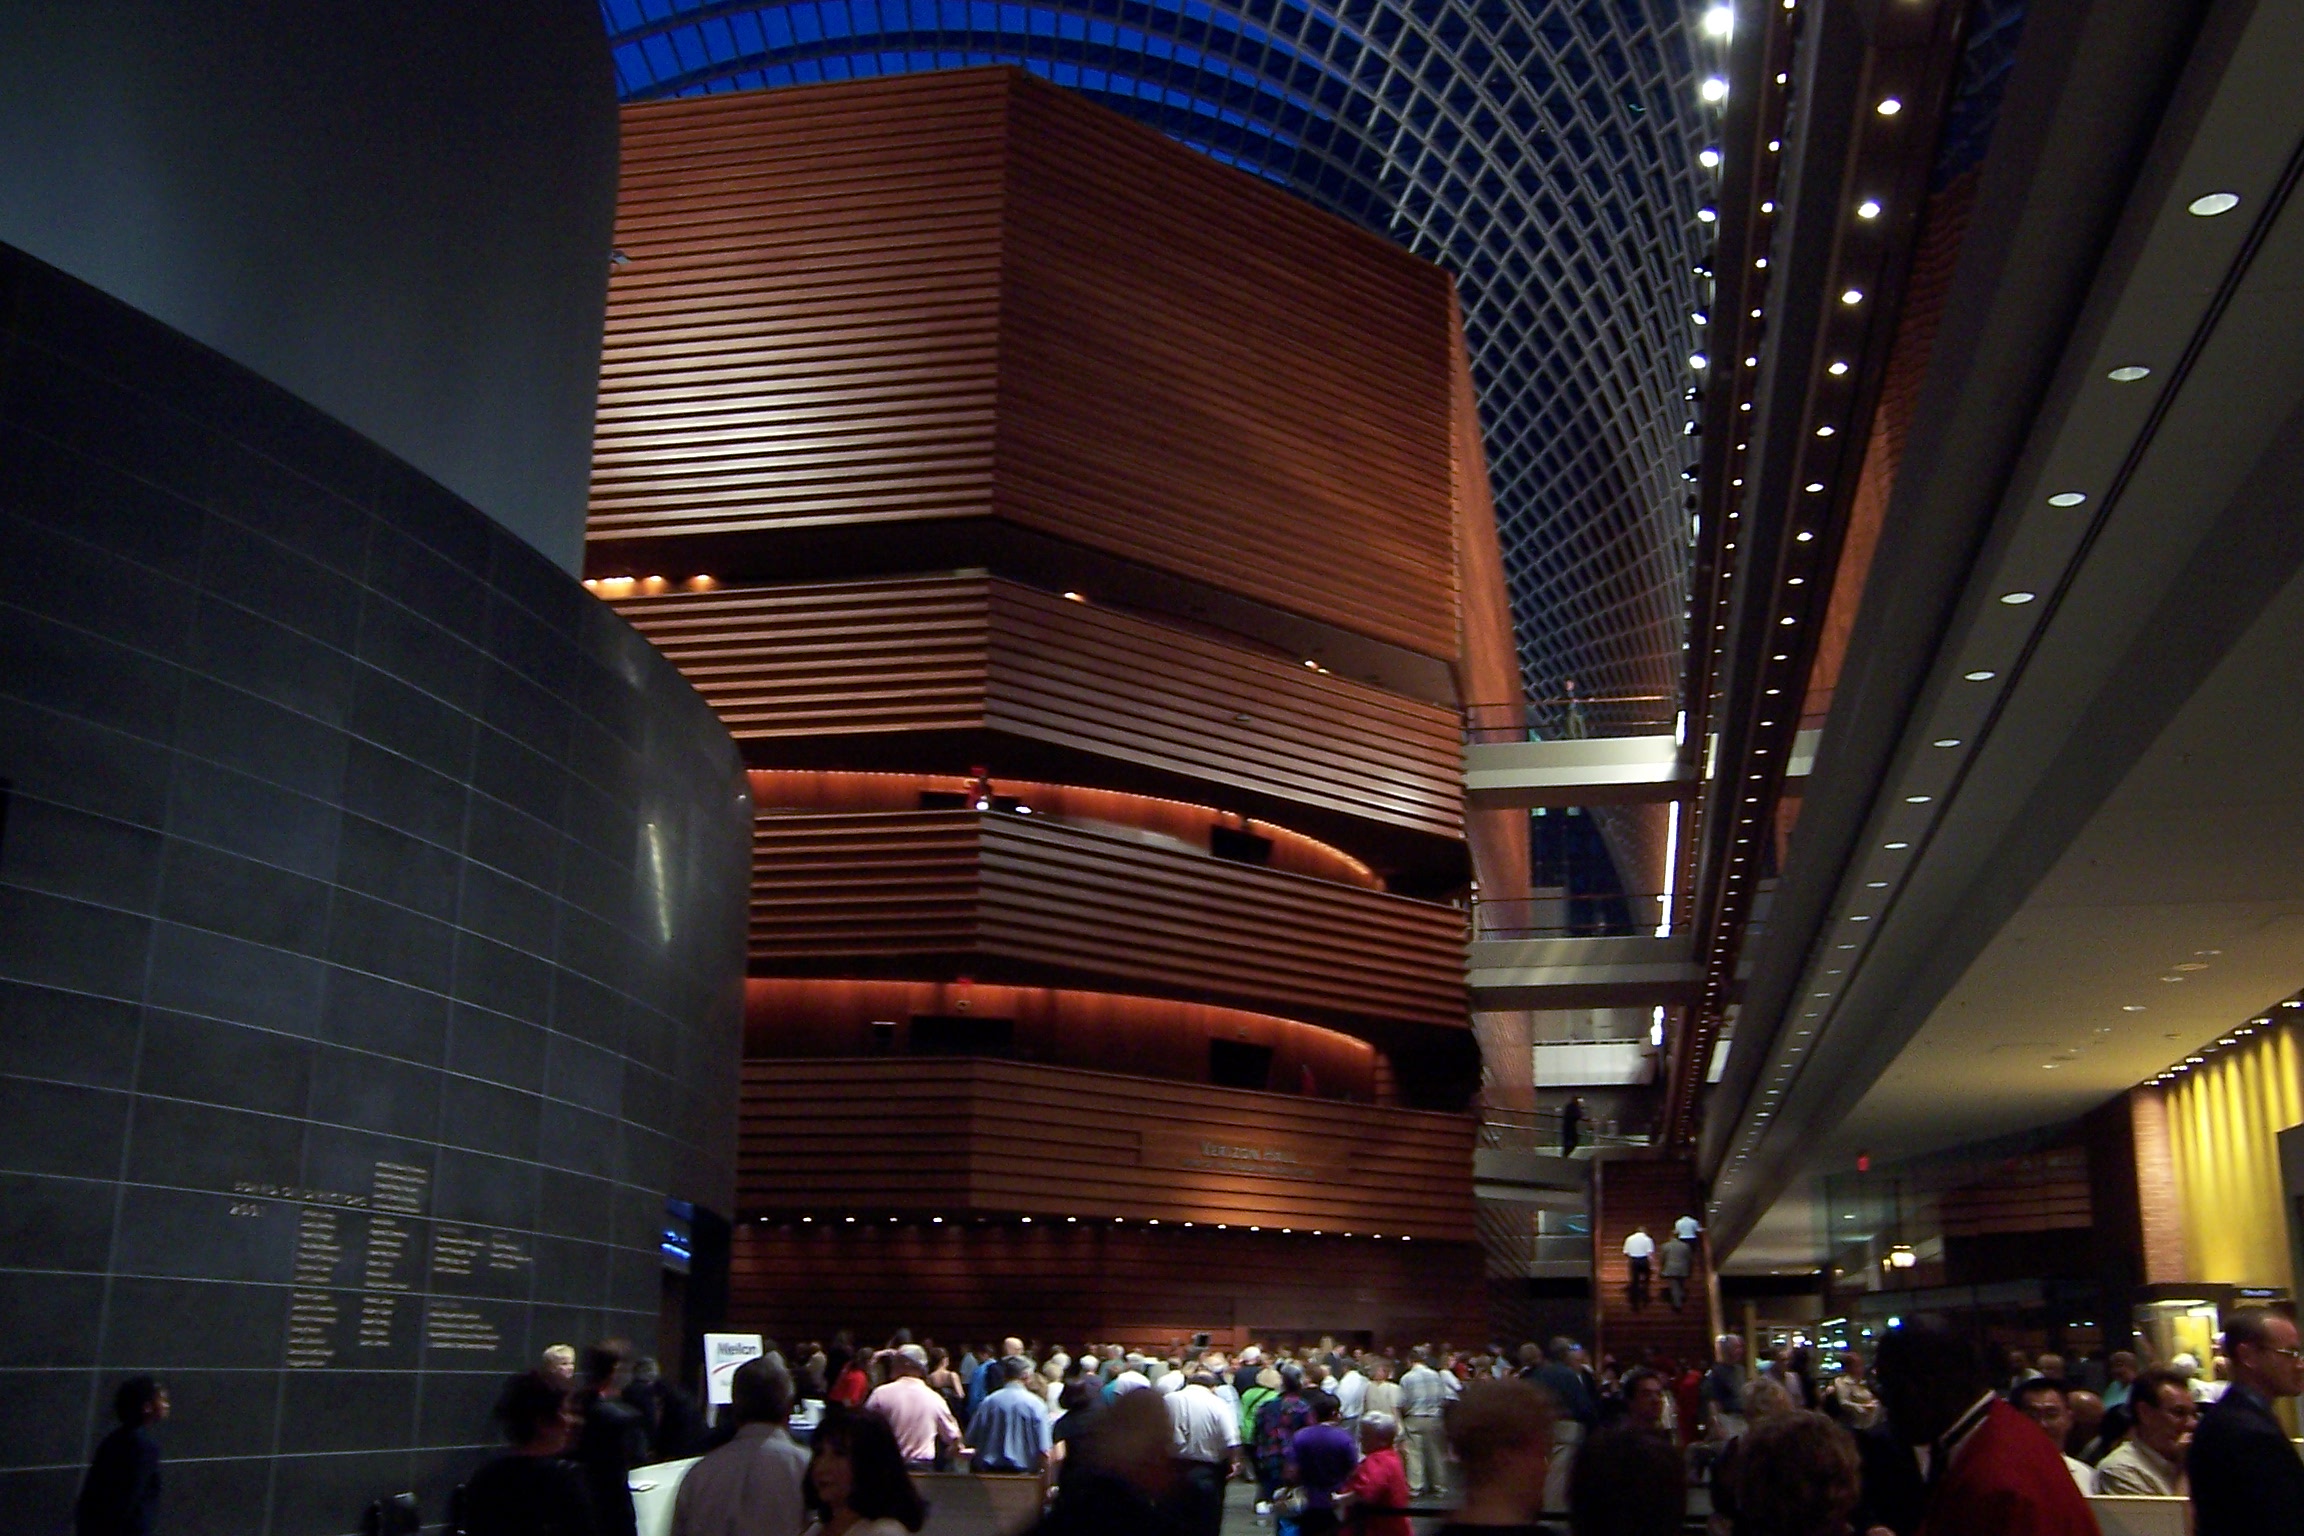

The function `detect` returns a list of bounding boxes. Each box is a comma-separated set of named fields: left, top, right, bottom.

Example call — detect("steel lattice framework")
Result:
left=601, top=0, right=1716, bottom=709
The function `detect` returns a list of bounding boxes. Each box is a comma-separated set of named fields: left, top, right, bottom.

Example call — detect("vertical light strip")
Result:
left=1658, top=797, right=1683, bottom=937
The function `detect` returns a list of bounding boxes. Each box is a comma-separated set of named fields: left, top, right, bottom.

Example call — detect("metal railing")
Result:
left=1479, top=1105, right=1653, bottom=1153
left=1471, top=894, right=1682, bottom=940
left=1463, top=696, right=1678, bottom=744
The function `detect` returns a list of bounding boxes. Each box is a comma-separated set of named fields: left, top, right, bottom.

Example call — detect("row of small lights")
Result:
left=2149, top=995, right=2301, bottom=1087
left=1681, top=0, right=1879, bottom=1146
left=1715, top=185, right=2255, bottom=1200
left=583, top=574, right=716, bottom=596
left=752, top=1215, right=1412, bottom=1240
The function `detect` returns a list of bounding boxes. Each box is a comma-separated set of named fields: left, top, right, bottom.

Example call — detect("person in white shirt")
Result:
left=861, top=1347, right=960, bottom=1468
left=2093, top=1366, right=2195, bottom=1497
left=1332, top=1360, right=1369, bottom=1442
left=1397, top=1351, right=1449, bottom=1499
left=1166, top=1371, right=1242, bottom=1536
left=1674, top=1214, right=1701, bottom=1242
left=673, top=1357, right=810, bottom=1536
left=1622, top=1226, right=1657, bottom=1309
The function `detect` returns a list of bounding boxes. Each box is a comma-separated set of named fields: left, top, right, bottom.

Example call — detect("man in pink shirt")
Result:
left=864, top=1345, right=963, bottom=1468
left=1334, top=1412, right=1413, bottom=1536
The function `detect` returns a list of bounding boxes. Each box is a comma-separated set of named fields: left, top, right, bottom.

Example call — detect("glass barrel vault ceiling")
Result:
left=602, top=0, right=1714, bottom=711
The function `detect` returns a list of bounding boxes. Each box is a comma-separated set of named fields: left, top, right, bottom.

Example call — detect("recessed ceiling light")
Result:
left=1701, top=76, right=1730, bottom=103
left=1817, top=425, right=1836, bottom=437
left=1700, top=146, right=1722, bottom=168
left=1698, top=207, right=1719, bottom=223
left=1805, top=482, right=1825, bottom=493
left=2107, top=365, right=2151, bottom=382
left=1932, top=738, right=1960, bottom=748
left=1796, top=530, right=1815, bottom=541
left=1828, top=361, right=1849, bottom=375
left=1883, top=841, right=1909, bottom=850
left=2122, top=1005, right=2146, bottom=1013
left=2187, top=191, right=2240, bottom=217
left=2000, top=591, right=2036, bottom=604
left=1703, top=4, right=1735, bottom=37
left=1865, top=881, right=1887, bottom=889
left=1905, top=795, right=1931, bottom=803
left=1964, top=670, right=1996, bottom=681
left=1857, top=200, right=1882, bottom=220
left=1841, top=288, right=1866, bottom=304
left=2048, top=491, right=2087, bottom=507
left=1876, top=97, right=1902, bottom=116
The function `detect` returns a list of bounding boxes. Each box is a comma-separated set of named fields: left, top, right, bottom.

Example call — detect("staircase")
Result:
left=1589, top=1153, right=1715, bottom=1372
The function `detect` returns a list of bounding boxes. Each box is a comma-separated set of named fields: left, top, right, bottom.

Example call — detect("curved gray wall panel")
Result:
left=0, top=244, right=750, bottom=1533
left=0, top=0, right=616, bottom=571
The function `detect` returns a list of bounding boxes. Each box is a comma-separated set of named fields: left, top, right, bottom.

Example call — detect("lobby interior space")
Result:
left=3, top=0, right=2303, bottom=1531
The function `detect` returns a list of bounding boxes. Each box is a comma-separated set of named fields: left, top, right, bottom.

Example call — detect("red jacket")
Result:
left=1918, top=1401, right=2100, bottom=1536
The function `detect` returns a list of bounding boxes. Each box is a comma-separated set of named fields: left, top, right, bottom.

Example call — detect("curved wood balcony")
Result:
left=617, top=574, right=1467, bottom=888
left=750, top=810, right=1470, bottom=1046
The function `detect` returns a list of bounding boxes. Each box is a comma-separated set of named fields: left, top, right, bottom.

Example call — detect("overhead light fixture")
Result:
left=1905, top=795, right=1931, bottom=804
left=1817, top=425, right=1837, bottom=437
left=2122, top=1005, right=2146, bottom=1013
left=1702, top=4, right=1735, bottom=38
left=1062, top=590, right=1086, bottom=602
left=1701, top=76, right=1730, bottom=103
left=1999, top=591, right=2036, bottom=605
left=1857, top=200, right=1882, bottom=220
left=1931, top=738, right=1960, bottom=747
left=1963, top=670, right=1996, bottom=681
left=2048, top=491, right=2087, bottom=507
left=1691, top=352, right=1710, bottom=368
left=2187, top=191, right=2241, bottom=217
left=2107, top=365, right=2151, bottom=382
left=1883, top=841, right=1909, bottom=850
left=1805, top=482, right=1825, bottom=493
left=1700, top=146, right=1722, bottom=168
left=1841, top=288, right=1866, bottom=305
left=1876, top=97, right=1902, bottom=116
left=1698, top=207, right=1719, bottom=223
left=1796, top=530, right=1815, bottom=541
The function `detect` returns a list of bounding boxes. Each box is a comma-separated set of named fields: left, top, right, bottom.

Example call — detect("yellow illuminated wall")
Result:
left=2164, top=1023, right=2304, bottom=1292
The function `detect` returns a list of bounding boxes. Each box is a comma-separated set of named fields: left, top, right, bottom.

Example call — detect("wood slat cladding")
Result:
left=592, top=69, right=1461, bottom=662
left=728, top=1222, right=1487, bottom=1346
left=995, top=74, right=1458, bottom=660
left=596, top=73, right=1004, bottom=539
left=743, top=977, right=1385, bottom=1103
left=750, top=811, right=1468, bottom=1038
left=609, top=575, right=1467, bottom=881
left=738, top=1057, right=1476, bottom=1240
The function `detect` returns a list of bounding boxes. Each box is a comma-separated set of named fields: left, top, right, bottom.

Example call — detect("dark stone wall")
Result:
left=0, top=244, right=751, bottom=1534
left=0, top=0, right=617, bottom=570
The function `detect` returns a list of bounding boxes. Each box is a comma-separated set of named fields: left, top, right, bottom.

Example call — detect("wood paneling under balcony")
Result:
left=738, top=1057, right=1477, bottom=1241
left=728, top=1220, right=1487, bottom=1348
left=592, top=68, right=1461, bottom=665
left=613, top=574, right=1468, bottom=887
left=750, top=810, right=1469, bottom=1048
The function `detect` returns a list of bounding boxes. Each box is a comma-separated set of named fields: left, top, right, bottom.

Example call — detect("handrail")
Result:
left=1471, top=894, right=1686, bottom=940
left=1463, top=697, right=1678, bottom=744
left=1479, top=1105, right=1652, bottom=1151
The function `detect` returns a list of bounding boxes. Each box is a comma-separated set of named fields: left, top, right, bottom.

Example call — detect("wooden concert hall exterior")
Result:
left=590, top=67, right=1528, bottom=1345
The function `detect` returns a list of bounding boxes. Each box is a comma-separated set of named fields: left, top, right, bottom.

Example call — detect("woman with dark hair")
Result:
left=459, top=1371, right=599, bottom=1536
left=803, top=1404, right=927, bottom=1535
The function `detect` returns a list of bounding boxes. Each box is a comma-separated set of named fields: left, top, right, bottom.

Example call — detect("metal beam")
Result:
left=1464, top=735, right=1691, bottom=807
left=1468, top=935, right=1705, bottom=1010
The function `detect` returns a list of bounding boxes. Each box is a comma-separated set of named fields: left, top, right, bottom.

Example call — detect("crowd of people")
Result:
left=70, top=1307, right=2304, bottom=1536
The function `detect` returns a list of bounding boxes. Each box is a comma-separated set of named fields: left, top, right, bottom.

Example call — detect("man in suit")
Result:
left=75, top=1378, right=168, bottom=1536
left=1874, top=1320, right=2095, bottom=1536
left=2189, top=1306, right=2304, bottom=1536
